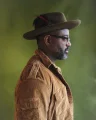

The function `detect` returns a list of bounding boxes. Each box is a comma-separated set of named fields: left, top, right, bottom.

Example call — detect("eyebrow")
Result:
left=59, top=35, right=70, bottom=38
left=61, top=35, right=69, bottom=37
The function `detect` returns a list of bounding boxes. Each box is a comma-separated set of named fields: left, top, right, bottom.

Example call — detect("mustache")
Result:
left=65, top=46, right=70, bottom=52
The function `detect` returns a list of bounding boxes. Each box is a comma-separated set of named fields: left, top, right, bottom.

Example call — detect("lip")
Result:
left=65, top=50, right=69, bottom=54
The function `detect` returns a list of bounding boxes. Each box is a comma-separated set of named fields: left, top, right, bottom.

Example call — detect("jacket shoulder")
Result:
left=20, top=55, right=51, bottom=85
left=19, top=55, right=40, bottom=80
left=27, top=58, right=52, bottom=87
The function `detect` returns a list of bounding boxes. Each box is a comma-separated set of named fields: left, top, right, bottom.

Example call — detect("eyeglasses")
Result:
left=50, top=35, right=70, bottom=41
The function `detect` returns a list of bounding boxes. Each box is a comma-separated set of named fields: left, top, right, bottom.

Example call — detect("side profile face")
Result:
left=44, top=29, right=71, bottom=61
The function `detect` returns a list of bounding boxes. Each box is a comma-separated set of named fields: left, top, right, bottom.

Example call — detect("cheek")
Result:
left=63, top=42, right=67, bottom=49
left=49, top=40, right=58, bottom=50
left=50, top=44, right=58, bottom=51
left=59, top=41, right=67, bottom=50
left=49, top=40, right=67, bottom=52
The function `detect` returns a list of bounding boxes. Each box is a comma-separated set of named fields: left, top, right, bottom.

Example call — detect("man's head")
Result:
left=36, top=29, right=71, bottom=60
left=23, top=12, right=81, bottom=61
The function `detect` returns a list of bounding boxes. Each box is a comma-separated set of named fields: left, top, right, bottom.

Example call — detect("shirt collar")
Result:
left=35, top=49, right=62, bottom=74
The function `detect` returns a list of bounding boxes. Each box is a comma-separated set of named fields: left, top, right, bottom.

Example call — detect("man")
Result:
left=15, top=12, right=81, bottom=120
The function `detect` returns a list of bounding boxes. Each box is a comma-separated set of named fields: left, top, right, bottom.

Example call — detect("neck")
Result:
left=38, top=48, right=56, bottom=63
left=47, top=54, right=56, bottom=63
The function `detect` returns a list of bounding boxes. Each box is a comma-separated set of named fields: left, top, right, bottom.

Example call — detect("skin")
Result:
left=37, top=29, right=71, bottom=62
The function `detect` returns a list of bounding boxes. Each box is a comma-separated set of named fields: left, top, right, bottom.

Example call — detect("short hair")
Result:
left=36, top=36, right=41, bottom=46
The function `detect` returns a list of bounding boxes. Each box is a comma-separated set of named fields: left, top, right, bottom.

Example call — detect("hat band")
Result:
left=38, top=16, right=48, bottom=23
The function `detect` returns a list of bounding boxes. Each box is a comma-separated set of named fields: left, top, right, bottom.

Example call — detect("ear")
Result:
left=44, top=35, right=51, bottom=46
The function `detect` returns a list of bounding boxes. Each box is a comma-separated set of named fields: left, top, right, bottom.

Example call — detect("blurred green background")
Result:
left=0, top=0, right=96, bottom=119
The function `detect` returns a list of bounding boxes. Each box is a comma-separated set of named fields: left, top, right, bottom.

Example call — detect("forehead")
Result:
left=59, top=29, right=69, bottom=36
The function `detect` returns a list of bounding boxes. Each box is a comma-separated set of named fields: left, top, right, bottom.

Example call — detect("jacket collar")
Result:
left=35, top=49, right=62, bottom=74
left=35, top=49, right=73, bottom=103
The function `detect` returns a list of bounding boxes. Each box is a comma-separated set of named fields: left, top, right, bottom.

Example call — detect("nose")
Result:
left=67, top=41, right=71, bottom=47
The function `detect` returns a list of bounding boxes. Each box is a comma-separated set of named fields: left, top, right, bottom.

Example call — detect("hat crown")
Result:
left=23, top=12, right=81, bottom=40
left=33, top=12, right=67, bottom=29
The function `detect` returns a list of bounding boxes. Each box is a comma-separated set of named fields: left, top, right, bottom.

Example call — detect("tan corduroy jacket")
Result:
left=15, top=49, right=73, bottom=120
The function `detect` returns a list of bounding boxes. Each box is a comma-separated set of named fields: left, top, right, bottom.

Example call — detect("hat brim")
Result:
left=23, top=19, right=81, bottom=40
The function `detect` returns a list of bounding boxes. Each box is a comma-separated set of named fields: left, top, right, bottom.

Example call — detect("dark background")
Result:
left=0, top=0, right=96, bottom=119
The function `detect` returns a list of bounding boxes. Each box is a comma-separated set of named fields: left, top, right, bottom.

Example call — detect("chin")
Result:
left=56, top=52, right=68, bottom=60
left=60, top=56, right=68, bottom=60
left=63, top=57, right=68, bottom=60
left=63, top=55, right=68, bottom=59
left=57, top=55, right=68, bottom=60
left=60, top=53, right=68, bottom=60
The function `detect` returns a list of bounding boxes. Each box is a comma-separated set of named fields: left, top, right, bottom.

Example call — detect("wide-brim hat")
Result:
left=23, top=12, right=81, bottom=40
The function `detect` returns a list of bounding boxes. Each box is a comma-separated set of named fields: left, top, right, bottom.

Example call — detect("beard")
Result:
left=55, top=47, right=68, bottom=60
